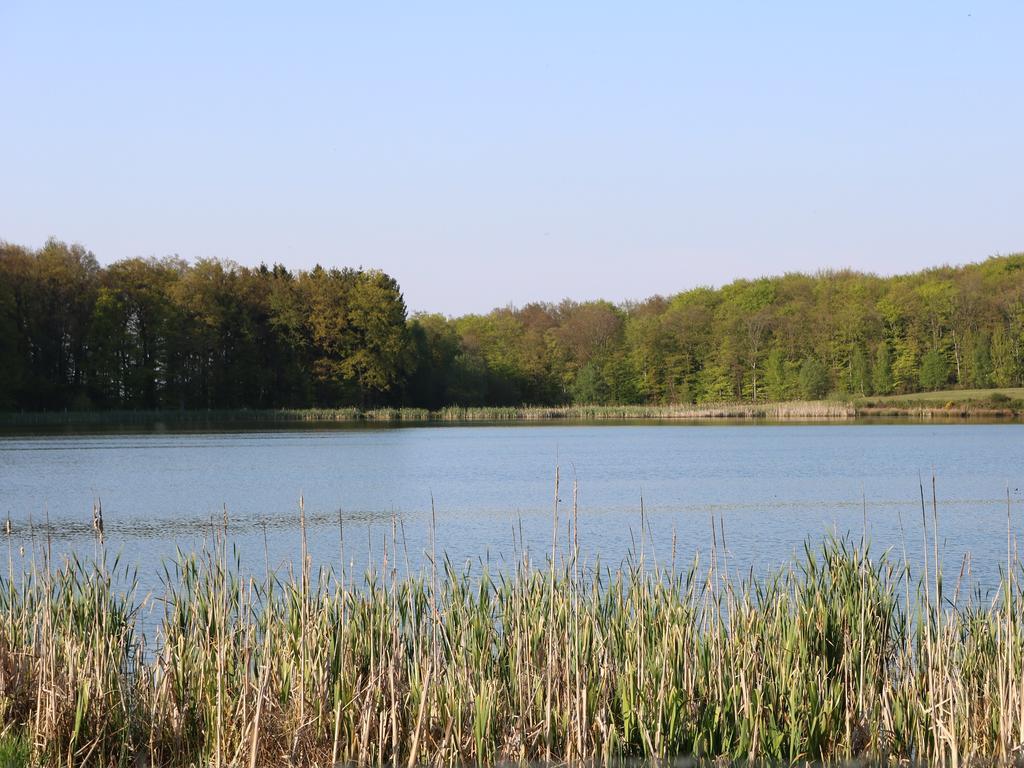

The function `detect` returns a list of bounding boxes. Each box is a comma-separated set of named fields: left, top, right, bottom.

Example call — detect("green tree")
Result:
left=849, top=346, right=872, bottom=396
left=872, top=344, right=894, bottom=395
left=0, top=254, right=23, bottom=409
left=340, top=270, right=410, bottom=403
left=3, top=239, right=1024, bottom=413
left=763, top=348, right=788, bottom=401
left=696, top=363, right=733, bottom=402
left=405, top=313, right=461, bottom=408
left=87, top=257, right=183, bottom=408
left=798, top=357, right=830, bottom=400
left=918, top=350, right=950, bottom=391
left=570, top=361, right=606, bottom=404
left=991, top=326, right=1020, bottom=387
left=9, top=239, right=100, bottom=408
left=966, top=333, right=993, bottom=389
left=891, top=337, right=920, bottom=394
left=304, top=267, right=409, bottom=405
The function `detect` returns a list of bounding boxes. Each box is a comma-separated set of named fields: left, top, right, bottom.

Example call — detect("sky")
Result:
left=2, top=2, right=1022, bottom=315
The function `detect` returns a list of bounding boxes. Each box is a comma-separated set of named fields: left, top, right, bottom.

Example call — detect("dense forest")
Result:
left=1, top=238, right=1023, bottom=411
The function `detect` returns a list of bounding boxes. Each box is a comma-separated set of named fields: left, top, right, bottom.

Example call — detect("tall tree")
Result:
left=2, top=240, right=1024, bottom=412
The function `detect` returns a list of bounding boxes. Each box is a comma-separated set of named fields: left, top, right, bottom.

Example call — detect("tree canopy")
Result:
left=2, top=238, right=1023, bottom=411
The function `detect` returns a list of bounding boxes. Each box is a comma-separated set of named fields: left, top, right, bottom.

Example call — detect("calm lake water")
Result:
left=1, top=422, right=1022, bottom=598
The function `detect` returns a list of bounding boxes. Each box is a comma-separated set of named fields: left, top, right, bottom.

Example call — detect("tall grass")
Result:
left=0, top=735, right=30, bottom=767
left=431, top=401, right=856, bottom=421
left=1, top=491, right=1022, bottom=766
left=0, top=401, right=855, bottom=427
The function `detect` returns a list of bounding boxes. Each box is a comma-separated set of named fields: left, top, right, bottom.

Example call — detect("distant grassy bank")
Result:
left=864, top=386, right=1024, bottom=402
left=4, top=391, right=1024, bottom=427
left=855, top=386, right=1024, bottom=418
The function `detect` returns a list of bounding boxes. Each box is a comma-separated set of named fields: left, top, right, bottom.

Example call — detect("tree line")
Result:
left=1, top=238, right=1023, bottom=411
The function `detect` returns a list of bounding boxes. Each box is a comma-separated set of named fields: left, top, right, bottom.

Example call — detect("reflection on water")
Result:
left=1, top=422, right=1022, bottom=598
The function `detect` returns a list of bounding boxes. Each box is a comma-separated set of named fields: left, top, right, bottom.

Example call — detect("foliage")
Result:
left=919, top=349, right=951, bottom=391
left=871, top=343, right=894, bottom=395
left=2, top=239, right=1024, bottom=410
left=798, top=357, right=831, bottom=399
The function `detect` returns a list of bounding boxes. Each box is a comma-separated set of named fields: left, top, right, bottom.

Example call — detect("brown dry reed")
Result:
left=0, top=479, right=1022, bottom=767
left=0, top=401, right=856, bottom=427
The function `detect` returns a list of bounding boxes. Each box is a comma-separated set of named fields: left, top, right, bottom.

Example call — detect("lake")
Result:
left=1, top=422, right=1022, bottom=598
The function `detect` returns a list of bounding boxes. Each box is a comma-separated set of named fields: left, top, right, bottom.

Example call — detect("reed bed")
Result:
left=432, top=401, right=856, bottom=421
left=0, top=401, right=855, bottom=427
left=1, top=491, right=1023, bottom=767
left=0, top=407, right=429, bottom=426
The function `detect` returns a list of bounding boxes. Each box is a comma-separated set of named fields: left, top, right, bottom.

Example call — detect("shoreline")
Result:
left=1, top=400, right=1021, bottom=427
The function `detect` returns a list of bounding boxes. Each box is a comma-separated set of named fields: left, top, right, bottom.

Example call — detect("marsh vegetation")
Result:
left=1, top=481, right=1022, bottom=767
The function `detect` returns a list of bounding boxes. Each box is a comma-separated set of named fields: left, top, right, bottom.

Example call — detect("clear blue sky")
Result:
left=2, top=2, right=1021, bottom=315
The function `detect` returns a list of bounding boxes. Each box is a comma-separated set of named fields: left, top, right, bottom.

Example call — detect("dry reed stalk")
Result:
left=2, top=480, right=1024, bottom=765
